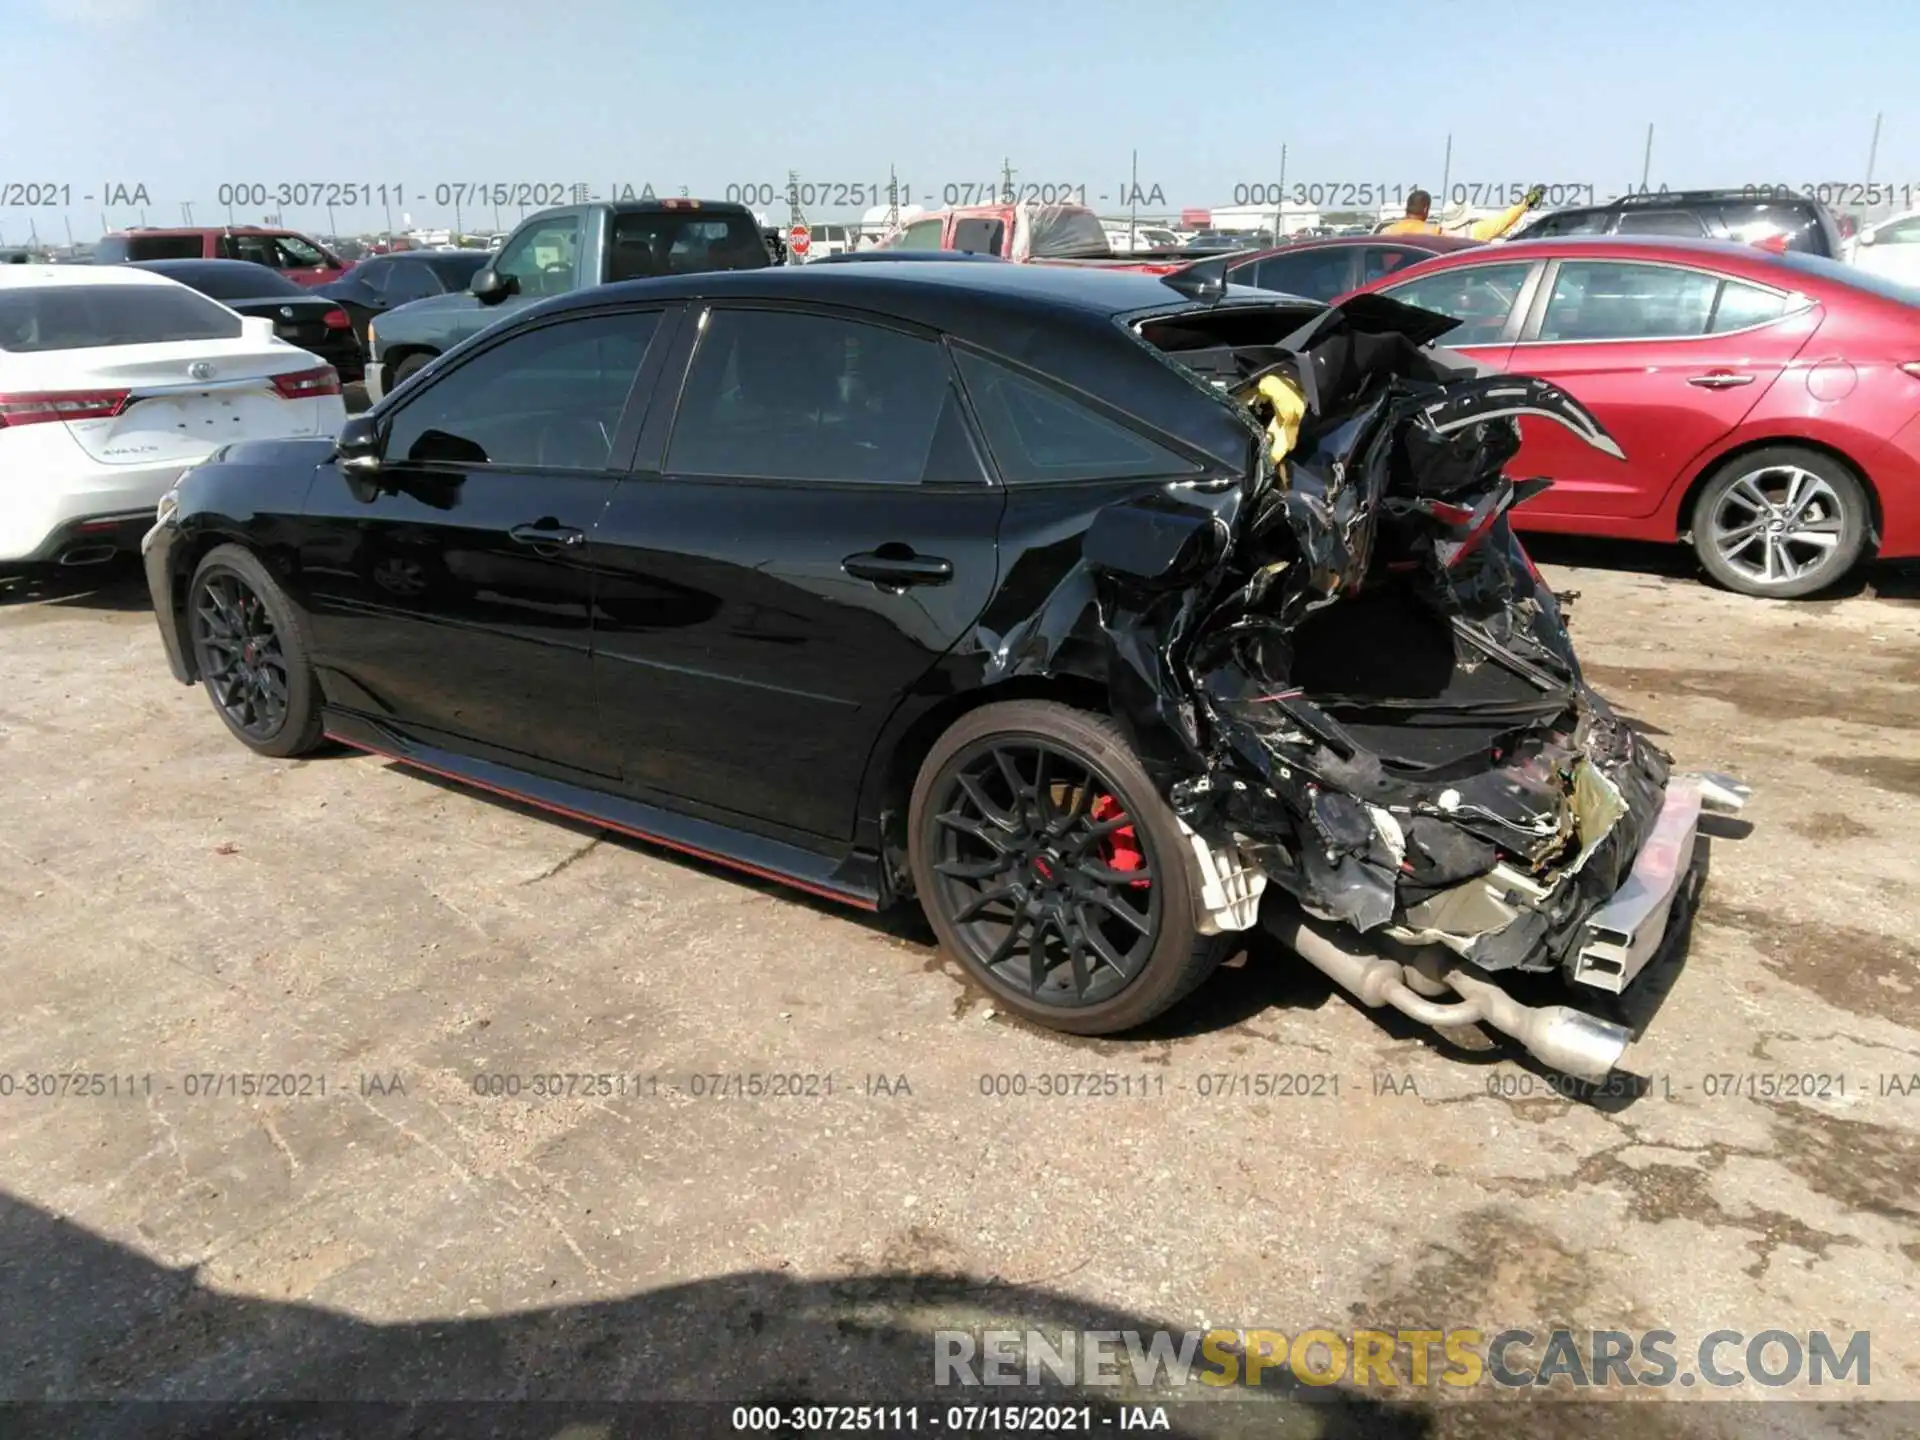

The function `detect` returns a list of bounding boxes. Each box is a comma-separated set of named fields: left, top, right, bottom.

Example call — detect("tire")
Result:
left=908, top=700, right=1227, bottom=1035
left=1690, top=447, right=1869, bottom=599
left=389, top=352, right=434, bottom=391
left=186, top=544, right=325, bottom=758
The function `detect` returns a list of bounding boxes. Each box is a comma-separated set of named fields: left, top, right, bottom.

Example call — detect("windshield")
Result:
left=1770, top=249, right=1920, bottom=307
left=0, top=283, right=243, bottom=352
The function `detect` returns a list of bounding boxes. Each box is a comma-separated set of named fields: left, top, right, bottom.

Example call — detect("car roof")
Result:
left=541, top=257, right=1285, bottom=326
left=1414, top=235, right=1802, bottom=267
left=1235, top=234, right=1483, bottom=262
left=130, top=258, right=281, bottom=274
left=0, top=264, right=178, bottom=290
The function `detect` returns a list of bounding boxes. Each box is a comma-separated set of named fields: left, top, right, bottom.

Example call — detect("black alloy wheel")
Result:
left=187, top=544, right=325, bottom=757
left=192, top=570, right=289, bottom=740
left=927, top=739, right=1161, bottom=1008
left=909, top=700, right=1227, bottom=1035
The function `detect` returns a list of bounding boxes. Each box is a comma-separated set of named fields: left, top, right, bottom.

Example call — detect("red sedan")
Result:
left=1344, top=236, right=1920, bottom=596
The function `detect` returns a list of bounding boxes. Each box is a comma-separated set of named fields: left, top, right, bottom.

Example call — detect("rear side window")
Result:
left=123, top=234, right=207, bottom=261
left=952, top=348, right=1200, bottom=484
left=606, top=211, right=769, bottom=281
left=1708, top=280, right=1791, bottom=332
left=1711, top=201, right=1824, bottom=255
left=380, top=262, right=444, bottom=303
left=1614, top=209, right=1707, bottom=237
left=1383, top=261, right=1534, bottom=346
left=666, top=309, right=956, bottom=485
left=0, top=284, right=242, bottom=352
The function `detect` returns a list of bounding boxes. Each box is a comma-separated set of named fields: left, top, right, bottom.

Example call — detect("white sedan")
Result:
left=1848, top=208, right=1920, bottom=286
left=0, top=265, right=346, bottom=570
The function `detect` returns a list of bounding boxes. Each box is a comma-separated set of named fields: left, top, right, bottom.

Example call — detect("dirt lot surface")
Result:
left=2, top=544, right=1916, bottom=1437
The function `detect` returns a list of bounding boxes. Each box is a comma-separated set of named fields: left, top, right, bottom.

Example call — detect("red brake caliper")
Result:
left=1089, top=794, right=1151, bottom=889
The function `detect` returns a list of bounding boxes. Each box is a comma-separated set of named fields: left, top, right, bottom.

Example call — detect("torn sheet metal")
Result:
left=980, top=292, right=1673, bottom=975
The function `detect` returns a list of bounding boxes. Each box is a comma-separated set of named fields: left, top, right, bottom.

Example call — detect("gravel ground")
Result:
left=1, top=543, right=1916, bottom=1438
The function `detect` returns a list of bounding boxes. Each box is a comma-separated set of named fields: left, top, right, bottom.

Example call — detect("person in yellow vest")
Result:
left=1380, top=185, right=1547, bottom=241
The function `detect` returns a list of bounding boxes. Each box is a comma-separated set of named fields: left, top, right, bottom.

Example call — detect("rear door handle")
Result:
left=1686, top=372, right=1755, bottom=388
left=509, top=520, right=584, bottom=548
left=842, top=548, right=953, bottom=588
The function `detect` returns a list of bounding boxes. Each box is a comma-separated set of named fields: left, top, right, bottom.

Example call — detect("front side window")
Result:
left=382, top=311, right=657, bottom=470
left=0, top=284, right=242, bottom=352
left=1537, top=261, right=1719, bottom=341
left=665, top=309, right=953, bottom=484
left=277, top=235, right=327, bottom=266
left=952, top=348, right=1200, bottom=484
left=493, top=216, right=582, bottom=298
left=1383, top=261, right=1534, bottom=346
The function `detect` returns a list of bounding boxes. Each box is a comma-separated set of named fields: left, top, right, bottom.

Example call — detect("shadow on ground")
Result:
left=0, top=1191, right=1435, bottom=1439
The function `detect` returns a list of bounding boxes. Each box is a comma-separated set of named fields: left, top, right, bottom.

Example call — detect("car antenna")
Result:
left=1160, top=253, right=1232, bottom=304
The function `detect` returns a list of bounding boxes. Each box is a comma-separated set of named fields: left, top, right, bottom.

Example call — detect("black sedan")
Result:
left=140, top=259, right=1727, bottom=1079
left=130, top=258, right=363, bottom=381
left=313, top=249, right=491, bottom=347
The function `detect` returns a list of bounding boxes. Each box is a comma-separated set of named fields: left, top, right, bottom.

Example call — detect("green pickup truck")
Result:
left=364, top=198, right=773, bottom=401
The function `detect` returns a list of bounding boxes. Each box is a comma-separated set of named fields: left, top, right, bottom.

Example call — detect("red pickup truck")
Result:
left=90, top=226, right=351, bottom=286
left=877, top=201, right=1208, bottom=279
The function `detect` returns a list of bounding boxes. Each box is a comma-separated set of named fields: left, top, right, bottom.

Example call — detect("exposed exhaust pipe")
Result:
left=1270, top=908, right=1632, bottom=1082
left=57, top=543, right=119, bottom=567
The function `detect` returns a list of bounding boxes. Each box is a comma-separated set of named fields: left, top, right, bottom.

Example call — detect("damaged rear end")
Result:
left=1005, top=270, right=1747, bottom=1081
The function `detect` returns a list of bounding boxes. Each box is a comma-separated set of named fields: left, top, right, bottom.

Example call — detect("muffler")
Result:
left=57, top=543, right=118, bottom=567
left=1270, top=908, right=1632, bottom=1082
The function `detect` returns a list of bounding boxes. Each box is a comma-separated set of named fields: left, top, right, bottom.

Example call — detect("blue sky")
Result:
left=2, top=0, right=1915, bottom=239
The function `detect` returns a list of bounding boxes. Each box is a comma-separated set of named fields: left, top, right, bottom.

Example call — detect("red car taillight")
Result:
left=270, top=365, right=340, bottom=400
left=0, top=389, right=131, bottom=427
left=322, top=308, right=352, bottom=331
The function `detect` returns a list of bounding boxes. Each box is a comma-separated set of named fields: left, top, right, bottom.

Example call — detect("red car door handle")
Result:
left=1687, top=372, right=1755, bottom=388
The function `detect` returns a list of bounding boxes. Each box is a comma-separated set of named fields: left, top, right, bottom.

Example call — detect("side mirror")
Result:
left=471, top=267, right=518, bottom=305
left=336, top=414, right=383, bottom=477
left=240, top=314, right=275, bottom=344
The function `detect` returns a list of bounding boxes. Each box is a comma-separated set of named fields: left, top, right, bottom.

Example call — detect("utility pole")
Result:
left=1639, top=123, right=1654, bottom=191
left=1866, top=111, right=1883, bottom=187
left=884, top=165, right=900, bottom=234
left=1272, top=143, right=1288, bottom=241
left=64, top=215, right=74, bottom=249
left=382, top=192, right=395, bottom=250
left=29, top=217, right=41, bottom=248
left=226, top=197, right=235, bottom=227
left=1128, top=148, right=1139, bottom=241
left=1001, top=155, right=1015, bottom=206
left=787, top=168, right=806, bottom=230
left=326, top=201, right=336, bottom=242
left=1440, top=133, right=1453, bottom=212
left=452, top=198, right=462, bottom=242
left=180, top=201, right=193, bottom=225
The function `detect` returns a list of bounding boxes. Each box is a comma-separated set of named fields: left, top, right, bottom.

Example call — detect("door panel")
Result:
left=591, top=305, right=1003, bottom=840
left=1503, top=261, right=1822, bottom=520
left=297, top=308, right=663, bottom=774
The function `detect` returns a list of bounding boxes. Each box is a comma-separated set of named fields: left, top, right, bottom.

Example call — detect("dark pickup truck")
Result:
left=365, top=198, right=772, bottom=400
